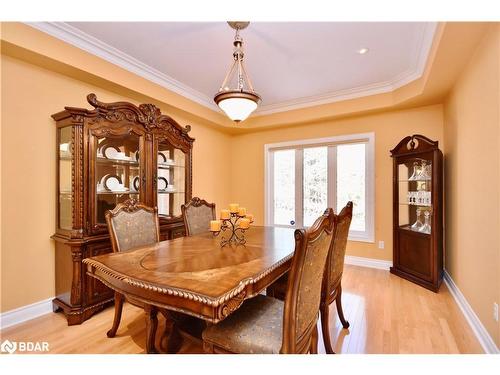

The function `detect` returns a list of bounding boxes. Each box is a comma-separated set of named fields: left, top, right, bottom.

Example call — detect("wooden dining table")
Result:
left=83, top=226, right=296, bottom=353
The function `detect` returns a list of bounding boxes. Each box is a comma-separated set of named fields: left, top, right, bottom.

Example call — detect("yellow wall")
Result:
left=443, top=25, right=500, bottom=346
left=229, top=105, right=444, bottom=261
left=0, top=54, right=231, bottom=312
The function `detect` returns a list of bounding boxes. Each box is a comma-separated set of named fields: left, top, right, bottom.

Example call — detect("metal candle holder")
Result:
left=212, top=212, right=253, bottom=247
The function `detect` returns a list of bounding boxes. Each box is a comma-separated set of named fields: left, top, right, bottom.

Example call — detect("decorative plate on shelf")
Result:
left=100, top=174, right=128, bottom=192
left=135, top=150, right=140, bottom=162
left=132, top=176, right=140, bottom=192
left=157, top=177, right=169, bottom=191
left=158, top=152, right=167, bottom=164
left=102, top=145, right=121, bottom=160
left=59, top=142, right=72, bottom=158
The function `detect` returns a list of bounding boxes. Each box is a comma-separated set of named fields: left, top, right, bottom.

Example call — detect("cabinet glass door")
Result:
left=398, top=156, right=432, bottom=234
left=58, top=126, right=73, bottom=230
left=156, top=141, right=186, bottom=219
left=93, top=133, right=144, bottom=227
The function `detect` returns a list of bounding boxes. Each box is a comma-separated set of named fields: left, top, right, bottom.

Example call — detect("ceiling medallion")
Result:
left=214, top=21, right=261, bottom=123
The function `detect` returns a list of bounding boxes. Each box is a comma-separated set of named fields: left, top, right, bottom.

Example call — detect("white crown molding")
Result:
left=0, top=297, right=54, bottom=330
left=25, top=22, right=219, bottom=112
left=443, top=270, right=499, bottom=354
left=345, top=255, right=392, bottom=270
left=26, top=22, right=436, bottom=117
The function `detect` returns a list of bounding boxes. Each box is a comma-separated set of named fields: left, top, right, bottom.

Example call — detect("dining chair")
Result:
left=202, top=209, right=335, bottom=354
left=105, top=198, right=160, bottom=338
left=320, top=201, right=353, bottom=354
left=266, top=202, right=353, bottom=354
left=181, top=197, right=216, bottom=236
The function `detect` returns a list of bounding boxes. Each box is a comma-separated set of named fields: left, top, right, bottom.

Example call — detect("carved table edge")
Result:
left=83, top=253, right=293, bottom=308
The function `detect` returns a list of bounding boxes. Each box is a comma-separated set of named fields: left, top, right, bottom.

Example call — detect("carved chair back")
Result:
left=181, top=197, right=216, bottom=236
left=105, top=198, right=160, bottom=253
left=323, top=202, right=353, bottom=296
left=281, top=208, right=335, bottom=353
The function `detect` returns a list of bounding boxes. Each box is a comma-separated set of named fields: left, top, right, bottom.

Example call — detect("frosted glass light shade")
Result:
left=218, top=98, right=257, bottom=122
left=214, top=90, right=261, bottom=122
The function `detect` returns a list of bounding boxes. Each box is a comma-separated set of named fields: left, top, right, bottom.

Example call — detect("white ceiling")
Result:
left=30, top=22, right=436, bottom=115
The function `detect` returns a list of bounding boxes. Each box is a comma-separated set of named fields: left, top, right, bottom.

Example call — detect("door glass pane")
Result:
left=273, top=149, right=295, bottom=225
left=337, top=143, right=365, bottom=231
left=157, top=143, right=186, bottom=218
left=59, top=126, right=73, bottom=230
left=303, top=147, right=328, bottom=227
left=95, top=134, right=140, bottom=225
left=398, top=158, right=432, bottom=234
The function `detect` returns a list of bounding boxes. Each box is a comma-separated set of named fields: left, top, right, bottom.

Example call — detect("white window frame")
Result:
left=264, top=132, right=375, bottom=243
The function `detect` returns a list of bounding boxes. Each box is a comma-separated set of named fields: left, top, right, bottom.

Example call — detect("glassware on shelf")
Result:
left=411, top=207, right=423, bottom=231
left=419, top=210, right=431, bottom=234
left=408, top=161, right=420, bottom=181
left=424, top=191, right=431, bottom=205
left=408, top=160, right=432, bottom=181
left=418, top=160, right=432, bottom=181
left=406, top=191, right=431, bottom=206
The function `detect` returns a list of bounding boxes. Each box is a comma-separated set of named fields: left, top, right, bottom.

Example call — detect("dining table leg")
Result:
left=159, top=309, right=183, bottom=353
left=144, top=304, right=158, bottom=354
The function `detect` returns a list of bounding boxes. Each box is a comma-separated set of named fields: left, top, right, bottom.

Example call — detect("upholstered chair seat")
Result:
left=202, top=209, right=335, bottom=354
left=203, top=295, right=283, bottom=354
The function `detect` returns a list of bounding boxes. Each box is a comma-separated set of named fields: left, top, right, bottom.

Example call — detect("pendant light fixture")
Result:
left=214, top=21, right=261, bottom=123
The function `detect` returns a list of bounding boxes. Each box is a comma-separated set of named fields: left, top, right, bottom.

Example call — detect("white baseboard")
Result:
left=0, top=297, right=54, bottom=330
left=345, top=255, right=393, bottom=270
left=443, top=270, right=499, bottom=354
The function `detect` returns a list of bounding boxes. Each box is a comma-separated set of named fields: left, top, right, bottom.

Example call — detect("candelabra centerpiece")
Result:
left=210, top=203, right=254, bottom=247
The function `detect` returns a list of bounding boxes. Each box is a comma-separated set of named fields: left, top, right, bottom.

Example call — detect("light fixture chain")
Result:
left=240, top=61, right=255, bottom=93
left=219, top=59, right=237, bottom=91
left=237, top=59, right=244, bottom=90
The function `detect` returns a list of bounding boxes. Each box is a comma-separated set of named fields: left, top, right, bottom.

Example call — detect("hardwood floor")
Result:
left=0, top=265, right=483, bottom=354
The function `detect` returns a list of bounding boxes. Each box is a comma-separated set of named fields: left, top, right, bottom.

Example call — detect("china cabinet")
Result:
left=52, top=94, right=194, bottom=324
left=390, top=135, right=443, bottom=292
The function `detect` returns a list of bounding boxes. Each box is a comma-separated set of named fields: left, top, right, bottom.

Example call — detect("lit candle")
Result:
left=220, top=209, right=230, bottom=220
left=229, top=203, right=239, bottom=213
left=238, top=207, right=247, bottom=216
left=210, top=220, right=221, bottom=232
left=246, top=214, right=254, bottom=223
left=239, top=218, right=250, bottom=229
